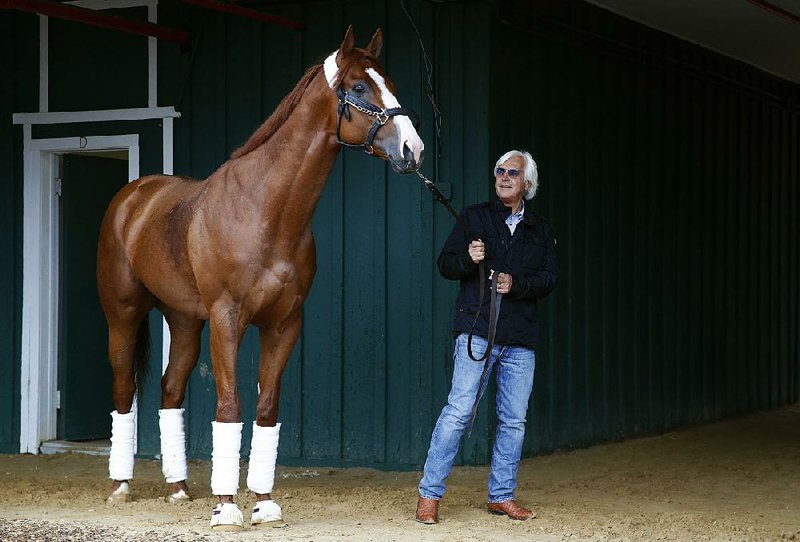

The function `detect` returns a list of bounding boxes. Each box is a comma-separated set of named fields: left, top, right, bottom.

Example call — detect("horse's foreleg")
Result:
left=159, top=314, right=204, bottom=503
left=248, top=314, right=302, bottom=526
left=208, top=304, right=247, bottom=531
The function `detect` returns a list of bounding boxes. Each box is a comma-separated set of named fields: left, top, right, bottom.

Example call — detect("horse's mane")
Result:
left=231, top=64, right=324, bottom=159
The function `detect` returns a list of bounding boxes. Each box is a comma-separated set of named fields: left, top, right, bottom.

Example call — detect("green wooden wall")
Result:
left=0, top=13, right=18, bottom=454
left=487, top=0, right=800, bottom=454
left=0, top=0, right=797, bottom=466
left=0, top=12, right=37, bottom=454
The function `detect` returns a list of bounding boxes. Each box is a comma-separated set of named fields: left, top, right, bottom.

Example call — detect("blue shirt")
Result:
left=505, top=200, right=525, bottom=235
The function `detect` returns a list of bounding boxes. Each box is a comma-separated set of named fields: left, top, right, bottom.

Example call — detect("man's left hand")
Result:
left=491, top=271, right=512, bottom=295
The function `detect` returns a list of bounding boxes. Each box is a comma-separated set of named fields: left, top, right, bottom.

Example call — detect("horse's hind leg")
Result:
left=98, top=238, right=155, bottom=503
left=103, top=305, right=154, bottom=503
left=159, top=312, right=204, bottom=503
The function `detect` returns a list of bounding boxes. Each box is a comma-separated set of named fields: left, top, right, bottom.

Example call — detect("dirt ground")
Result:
left=1, top=405, right=799, bottom=542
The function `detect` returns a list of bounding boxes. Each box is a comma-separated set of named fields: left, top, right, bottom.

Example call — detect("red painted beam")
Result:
left=0, top=0, right=191, bottom=44
left=179, top=0, right=305, bottom=31
left=745, top=0, right=800, bottom=25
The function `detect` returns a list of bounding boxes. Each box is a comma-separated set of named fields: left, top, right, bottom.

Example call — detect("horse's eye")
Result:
left=352, top=83, right=366, bottom=95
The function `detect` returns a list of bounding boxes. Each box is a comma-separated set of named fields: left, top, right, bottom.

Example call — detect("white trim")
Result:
left=37, top=3, right=162, bottom=114
left=162, top=118, right=173, bottom=175
left=13, top=107, right=180, bottom=126
left=39, top=16, right=48, bottom=113
left=20, top=134, right=140, bottom=454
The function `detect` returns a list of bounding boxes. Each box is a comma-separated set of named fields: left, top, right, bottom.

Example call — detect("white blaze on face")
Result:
left=365, top=67, right=424, bottom=163
left=324, top=50, right=339, bottom=88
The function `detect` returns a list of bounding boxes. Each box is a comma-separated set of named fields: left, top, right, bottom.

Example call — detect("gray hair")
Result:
left=494, top=150, right=538, bottom=200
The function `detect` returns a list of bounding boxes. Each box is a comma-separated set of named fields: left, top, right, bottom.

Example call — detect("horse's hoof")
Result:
left=210, top=503, right=244, bottom=531
left=251, top=499, right=283, bottom=526
left=106, top=481, right=130, bottom=504
left=166, top=488, right=191, bottom=503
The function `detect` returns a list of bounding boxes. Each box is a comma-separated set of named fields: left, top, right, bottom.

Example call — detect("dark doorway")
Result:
left=57, top=153, right=128, bottom=441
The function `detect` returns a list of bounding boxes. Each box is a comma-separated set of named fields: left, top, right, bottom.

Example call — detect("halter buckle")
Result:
left=376, top=112, right=389, bottom=125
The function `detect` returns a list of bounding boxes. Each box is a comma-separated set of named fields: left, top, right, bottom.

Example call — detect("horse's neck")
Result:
left=211, top=79, right=339, bottom=241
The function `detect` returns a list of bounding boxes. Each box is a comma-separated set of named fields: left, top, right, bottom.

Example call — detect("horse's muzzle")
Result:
left=389, top=146, right=424, bottom=174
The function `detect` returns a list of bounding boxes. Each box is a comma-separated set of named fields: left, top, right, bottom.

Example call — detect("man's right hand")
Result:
left=468, top=240, right=485, bottom=264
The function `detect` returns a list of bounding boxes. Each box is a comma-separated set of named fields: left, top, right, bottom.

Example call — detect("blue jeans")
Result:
left=419, top=333, right=536, bottom=503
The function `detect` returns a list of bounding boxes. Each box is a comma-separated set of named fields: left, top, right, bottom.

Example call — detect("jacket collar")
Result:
left=492, top=200, right=513, bottom=217
left=492, top=199, right=536, bottom=226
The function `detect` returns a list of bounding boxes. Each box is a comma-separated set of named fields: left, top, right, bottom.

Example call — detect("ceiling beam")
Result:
left=0, top=0, right=191, bottom=44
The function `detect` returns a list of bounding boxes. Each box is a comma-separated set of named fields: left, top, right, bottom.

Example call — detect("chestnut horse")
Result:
left=96, top=26, right=423, bottom=530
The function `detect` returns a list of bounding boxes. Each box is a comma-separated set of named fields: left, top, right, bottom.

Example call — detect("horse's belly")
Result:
left=132, top=260, right=208, bottom=319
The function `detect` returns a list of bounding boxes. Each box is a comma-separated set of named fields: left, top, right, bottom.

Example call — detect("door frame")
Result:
left=20, top=134, right=140, bottom=454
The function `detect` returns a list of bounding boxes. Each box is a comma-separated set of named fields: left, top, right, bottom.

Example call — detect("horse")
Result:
left=96, top=26, right=424, bottom=531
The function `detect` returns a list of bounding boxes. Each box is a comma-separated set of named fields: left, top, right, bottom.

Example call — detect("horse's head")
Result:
left=325, top=26, right=425, bottom=174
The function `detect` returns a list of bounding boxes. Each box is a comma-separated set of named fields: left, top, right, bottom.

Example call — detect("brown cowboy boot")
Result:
left=415, top=496, right=439, bottom=524
left=487, top=500, right=536, bottom=520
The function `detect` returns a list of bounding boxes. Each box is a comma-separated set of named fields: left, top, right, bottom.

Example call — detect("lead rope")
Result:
left=400, top=0, right=442, bottom=155
left=416, top=171, right=502, bottom=435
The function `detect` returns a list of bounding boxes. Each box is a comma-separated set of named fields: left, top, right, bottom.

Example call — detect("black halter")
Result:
left=335, top=85, right=420, bottom=155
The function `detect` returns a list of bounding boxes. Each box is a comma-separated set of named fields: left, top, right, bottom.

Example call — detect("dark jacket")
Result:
left=438, top=200, right=558, bottom=349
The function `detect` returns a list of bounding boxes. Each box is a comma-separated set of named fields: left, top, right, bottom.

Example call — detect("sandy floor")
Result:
left=1, top=405, right=799, bottom=541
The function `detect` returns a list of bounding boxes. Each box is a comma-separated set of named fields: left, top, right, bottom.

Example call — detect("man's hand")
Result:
left=468, top=240, right=485, bottom=264
left=489, top=269, right=512, bottom=295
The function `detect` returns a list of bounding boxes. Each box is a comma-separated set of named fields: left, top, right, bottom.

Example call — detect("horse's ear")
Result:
left=366, top=28, right=383, bottom=58
left=338, top=25, right=355, bottom=61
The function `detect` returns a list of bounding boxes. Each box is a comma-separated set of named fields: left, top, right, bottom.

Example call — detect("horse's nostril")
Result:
left=403, top=142, right=414, bottom=162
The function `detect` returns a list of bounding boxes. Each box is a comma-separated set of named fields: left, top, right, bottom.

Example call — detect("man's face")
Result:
left=494, top=155, right=527, bottom=205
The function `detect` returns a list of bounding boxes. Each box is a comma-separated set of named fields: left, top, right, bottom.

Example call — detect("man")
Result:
left=416, top=150, right=558, bottom=524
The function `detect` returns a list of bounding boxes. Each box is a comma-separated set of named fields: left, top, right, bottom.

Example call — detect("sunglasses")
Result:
left=494, top=167, right=521, bottom=178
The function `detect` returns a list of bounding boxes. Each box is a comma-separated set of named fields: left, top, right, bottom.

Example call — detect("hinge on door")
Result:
left=56, top=390, right=61, bottom=410
left=55, top=178, right=63, bottom=197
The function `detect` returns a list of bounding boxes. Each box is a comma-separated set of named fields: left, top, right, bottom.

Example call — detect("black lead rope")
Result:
left=400, top=0, right=442, bottom=156
left=416, top=170, right=501, bottom=435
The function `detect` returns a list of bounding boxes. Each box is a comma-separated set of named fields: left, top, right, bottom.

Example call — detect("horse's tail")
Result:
left=134, top=316, right=151, bottom=391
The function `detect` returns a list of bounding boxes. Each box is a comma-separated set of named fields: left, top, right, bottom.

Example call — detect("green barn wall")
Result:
left=487, top=1, right=800, bottom=455
left=0, top=13, right=19, bottom=454
left=0, top=12, right=38, bottom=454
left=0, top=0, right=797, bottom=467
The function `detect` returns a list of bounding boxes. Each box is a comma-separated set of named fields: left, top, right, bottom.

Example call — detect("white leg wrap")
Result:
left=211, top=421, right=243, bottom=496
left=159, top=408, right=188, bottom=483
left=247, top=422, right=281, bottom=495
left=109, top=410, right=136, bottom=481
